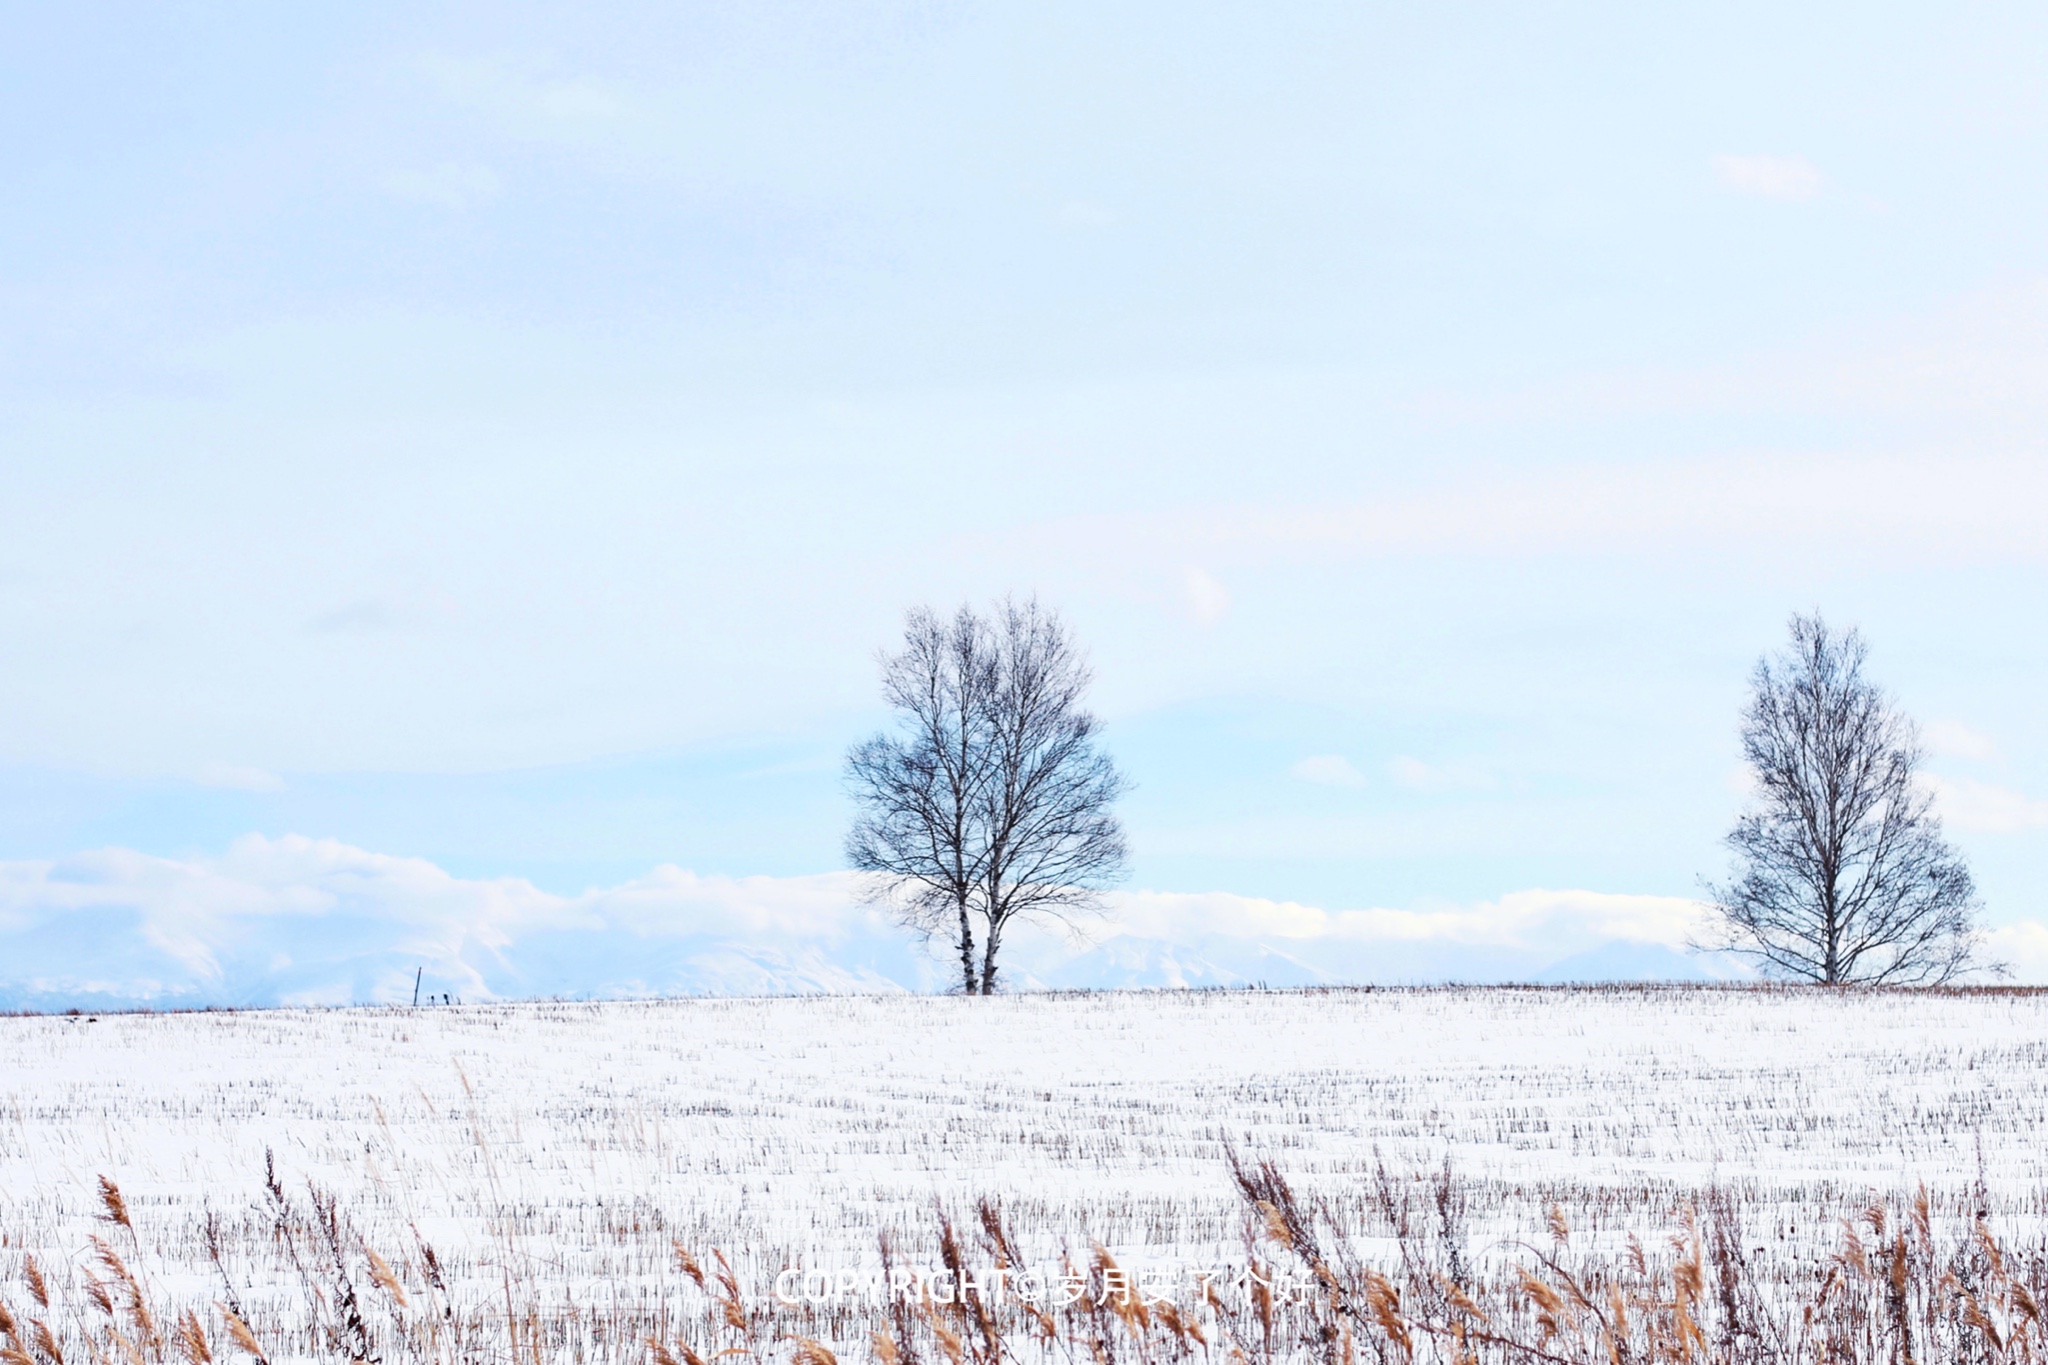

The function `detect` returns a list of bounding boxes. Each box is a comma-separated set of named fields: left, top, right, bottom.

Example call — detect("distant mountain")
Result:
left=1021, top=935, right=1326, bottom=990
left=1530, top=940, right=1742, bottom=984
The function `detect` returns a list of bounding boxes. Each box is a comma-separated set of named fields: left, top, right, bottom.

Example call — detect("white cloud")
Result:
left=0, top=836, right=1769, bottom=1004
left=1929, top=776, right=2048, bottom=833
left=410, top=54, right=632, bottom=128
left=1723, top=764, right=1761, bottom=799
left=1290, top=755, right=1366, bottom=788
left=1102, top=886, right=1715, bottom=953
left=1182, top=566, right=1230, bottom=624
left=533, top=81, right=628, bottom=121
left=1387, top=756, right=1437, bottom=789
left=1337, top=888, right=1712, bottom=951
left=194, top=763, right=286, bottom=792
left=27, top=850, right=2035, bottom=994
left=1386, top=756, right=1493, bottom=793
left=1987, top=920, right=2048, bottom=982
left=0, top=836, right=898, bottom=1006
left=308, top=599, right=397, bottom=634
left=1056, top=200, right=1117, bottom=229
left=1036, top=446, right=2048, bottom=574
left=1926, top=720, right=1998, bottom=761
left=1400, top=279, right=2048, bottom=432
left=382, top=163, right=506, bottom=211
left=1712, top=154, right=1824, bottom=201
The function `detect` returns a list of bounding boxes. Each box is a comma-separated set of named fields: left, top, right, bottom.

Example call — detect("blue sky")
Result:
left=6, top=2, right=2048, bottom=1002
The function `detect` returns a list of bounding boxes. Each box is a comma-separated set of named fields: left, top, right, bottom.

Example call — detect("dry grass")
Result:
left=6, top=1161, right=2047, bottom=1364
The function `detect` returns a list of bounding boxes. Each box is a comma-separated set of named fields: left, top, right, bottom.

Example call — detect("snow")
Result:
left=4, top=986, right=2043, bottom=1300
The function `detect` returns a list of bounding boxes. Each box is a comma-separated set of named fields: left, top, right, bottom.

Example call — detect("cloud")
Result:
left=194, top=763, right=286, bottom=792
left=307, top=588, right=460, bottom=635
left=1026, top=447, right=2048, bottom=576
left=1386, top=756, right=1493, bottom=793
left=309, top=599, right=396, bottom=634
left=1929, top=776, right=2048, bottom=833
left=1926, top=721, right=1998, bottom=761
left=0, top=837, right=1773, bottom=1007
left=1056, top=200, right=1117, bottom=229
left=1057, top=887, right=1749, bottom=988
left=1290, top=755, right=1367, bottom=788
left=1103, top=885, right=1712, bottom=951
left=410, top=54, right=631, bottom=128
left=1987, top=920, right=2048, bottom=981
left=1182, top=566, right=1230, bottom=624
left=25, top=847, right=2031, bottom=998
left=1400, top=279, right=2048, bottom=432
left=0, top=836, right=916, bottom=1008
left=1345, top=888, right=1710, bottom=951
left=1712, top=154, right=1824, bottom=201
left=382, top=164, right=505, bottom=210
left=1001, top=285, right=2048, bottom=583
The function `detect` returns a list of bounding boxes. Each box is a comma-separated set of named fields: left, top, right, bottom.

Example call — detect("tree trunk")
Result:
left=956, top=892, right=979, bottom=994
left=977, top=921, right=1003, bottom=996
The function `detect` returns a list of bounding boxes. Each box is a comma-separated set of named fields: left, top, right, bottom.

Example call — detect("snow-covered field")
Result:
left=6, top=987, right=2043, bottom=1252
left=3, top=986, right=2045, bottom=1359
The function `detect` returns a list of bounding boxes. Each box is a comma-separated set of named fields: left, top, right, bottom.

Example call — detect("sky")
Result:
left=5, top=2, right=2048, bottom=1004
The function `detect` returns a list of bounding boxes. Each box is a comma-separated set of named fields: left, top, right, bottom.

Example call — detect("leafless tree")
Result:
left=1704, top=613, right=1992, bottom=985
left=845, top=598, right=1130, bottom=994
left=844, top=606, right=996, bottom=992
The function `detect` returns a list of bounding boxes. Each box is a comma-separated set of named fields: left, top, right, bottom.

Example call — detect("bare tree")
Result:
left=844, top=606, right=995, bottom=993
left=846, top=598, right=1130, bottom=994
left=1704, top=613, right=1991, bottom=985
left=969, top=600, right=1131, bottom=993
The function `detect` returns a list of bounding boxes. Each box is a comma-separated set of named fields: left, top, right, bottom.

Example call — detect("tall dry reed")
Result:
left=7, top=1159, right=2045, bottom=1365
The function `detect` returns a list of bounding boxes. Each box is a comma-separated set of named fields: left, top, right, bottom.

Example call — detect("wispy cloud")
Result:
left=1988, top=920, right=2048, bottom=980
left=1403, top=279, right=2048, bottom=429
left=1712, top=154, right=1824, bottom=201
left=309, top=600, right=397, bottom=634
left=1926, top=721, right=1998, bottom=761
left=1104, top=885, right=1712, bottom=952
left=382, top=163, right=505, bottom=210
left=1291, top=755, right=1367, bottom=788
left=1385, top=756, right=1495, bottom=794
left=307, top=588, right=459, bottom=636
left=1055, top=200, right=1117, bottom=230
left=194, top=763, right=286, bottom=793
left=983, top=277, right=2048, bottom=585
left=1020, top=448, right=2048, bottom=576
left=1182, top=566, right=1231, bottom=624
left=409, top=54, right=633, bottom=129
left=1930, top=776, right=2048, bottom=833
